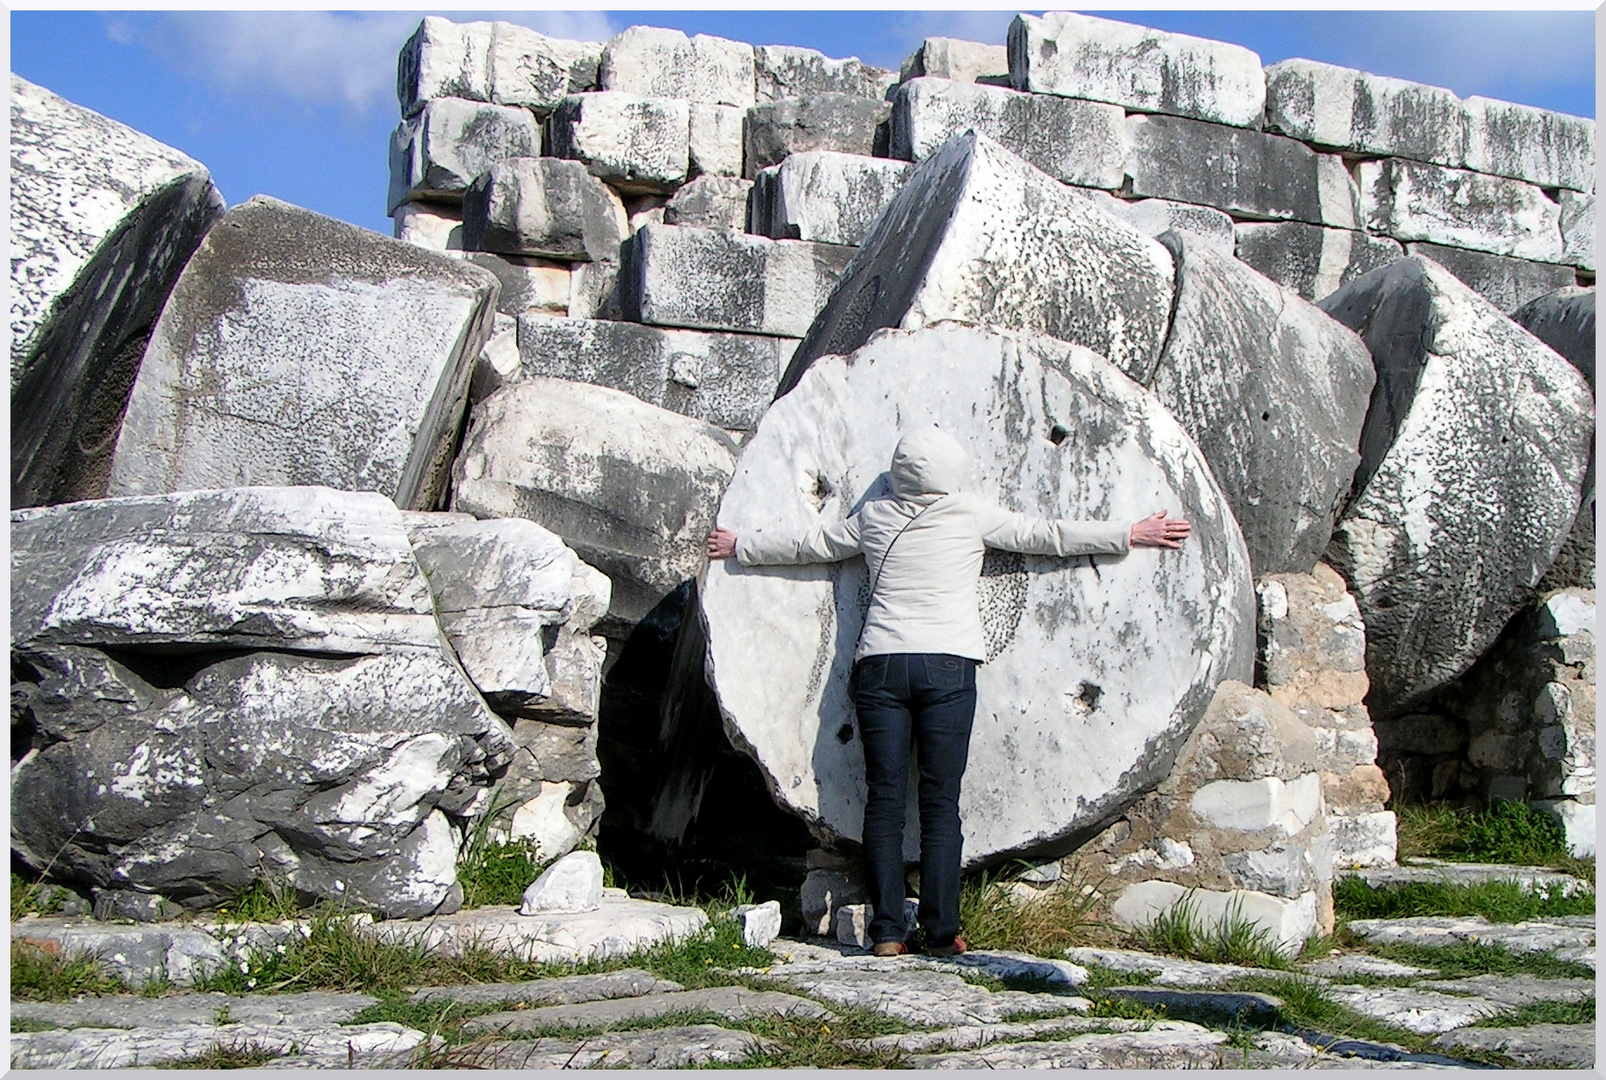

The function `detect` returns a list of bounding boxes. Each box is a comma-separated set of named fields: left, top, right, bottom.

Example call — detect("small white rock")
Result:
left=733, top=900, right=783, bottom=948
left=520, top=850, right=604, bottom=915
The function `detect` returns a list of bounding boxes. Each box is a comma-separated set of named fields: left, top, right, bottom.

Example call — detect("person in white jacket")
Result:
left=706, top=425, right=1189, bottom=957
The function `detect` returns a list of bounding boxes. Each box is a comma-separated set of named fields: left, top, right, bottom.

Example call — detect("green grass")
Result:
left=10, top=940, right=127, bottom=1001
left=163, top=1040, right=287, bottom=1069
left=957, top=865, right=1112, bottom=957
left=11, top=1017, right=62, bottom=1033
left=1079, top=964, right=1157, bottom=991
left=215, top=879, right=304, bottom=924
left=1334, top=876, right=1595, bottom=923
left=1473, top=997, right=1594, bottom=1028
left=1332, top=931, right=1596, bottom=980
left=1133, top=891, right=1293, bottom=970
left=458, top=838, right=545, bottom=909
left=1395, top=801, right=1593, bottom=876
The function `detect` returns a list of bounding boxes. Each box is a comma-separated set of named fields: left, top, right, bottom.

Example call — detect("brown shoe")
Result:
left=872, top=941, right=908, bottom=957
left=927, top=936, right=967, bottom=957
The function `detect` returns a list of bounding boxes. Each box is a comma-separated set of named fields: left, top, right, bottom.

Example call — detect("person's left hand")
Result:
left=705, top=527, right=738, bottom=559
left=1130, top=510, right=1191, bottom=549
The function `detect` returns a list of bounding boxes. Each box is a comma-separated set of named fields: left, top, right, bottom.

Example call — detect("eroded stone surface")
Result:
left=11, top=991, right=378, bottom=1030
left=770, top=963, right=1084, bottom=1027
left=520, top=849, right=603, bottom=914
left=410, top=968, right=680, bottom=1006
left=1078, top=191, right=1235, bottom=256
left=755, top=44, right=895, bottom=103
left=1233, top=222, right=1404, bottom=304
left=688, top=102, right=744, bottom=178
left=369, top=896, right=709, bottom=964
left=1435, top=1023, right=1596, bottom=1069
left=1427, top=973, right=1595, bottom=1007
left=743, top=94, right=891, bottom=179
left=462, top=1025, right=766, bottom=1069
left=1008, top=12, right=1264, bottom=127
left=10, top=74, right=224, bottom=508
left=750, top=152, right=912, bottom=247
left=1559, top=191, right=1594, bottom=271
left=461, top=156, right=626, bottom=262
left=911, top=1026, right=1229, bottom=1069
left=548, top=92, right=689, bottom=194
left=600, top=26, right=755, bottom=108
left=891, top=77, right=1126, bottom=188
left=465, top=984, right=831, bottom=1033
left=1299, top=954, right=1434, bottom=979
left=1463, top=96, right=1596, bottom=193
left=386, top=97, right=540, bottom=213
left=706, top=324, right=1253, bottom=861
left=1318, top=258, right=1594, bottom=714
left=397, top=16, right=600, bottom=117
left=1404, top=242, right=1575, bottom=314
left=781, top=131, right=1176, bottom=395
left=1064, top=947, right=1254, bottom=988
left=105, top=196, right=497, bottom=511
left=1345, top=860, right=1591, bottom=896
left=1265, top=60, right=1467, bottom=167
left=1344, top=915, right=1595, bottom=966
left=1360, top=159, right=1563, bottom=263
left=9, top=1021, right=428, bottom=1070
left=665, top=175, right=753, bottom=232
left=1324, top=985, right=1504, bottom=1034
left=900, top=37, right=1009, bottom=86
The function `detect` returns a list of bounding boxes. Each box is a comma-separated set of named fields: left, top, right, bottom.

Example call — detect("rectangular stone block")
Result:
left=689, top=103, right=743, bottom=178
left=568, top=260, right=621, bottom=321
left=1404, top=242, right=1576, bottom=314
left=1233, top=222, right=1403, bottom=303
left=620, top=223, right=854, bottom=338
left=387, top=97, right=542, bottom=214
left=743, top=95, right=889, bottom=179
left=1265, top=59, right=1466, bottom=168
left=397, top=16, right=600, bottom=118
left=461, top=157, right=627, bottom=262
left=755, top=44, right=895, bottom=103
left=1464, top=96, right=1595, bottom=193
left=516, top=313, right=793, bottom=431
left=899, top=37, right=1009, bottom=85
left=1330, top=811, right=1398, bottom=869
left=1077, top=190, right=1235, bottom=256
left=599, top=26, right=754, bottom=108
left=1009, top=11, right=1264, bottom=128
left=1126, top=115, right=1359, bottom=228
left=393, top=201, right=464, bottom=252
left=1360, top=158, right=1564, bottom=262
left=891, top=77, right=1125, bottom=189
left=750, top=151, right=911, bottom=246
left=1559, top=190, right=1594, bottom=271
left=465, top=253, right=572, bottom=317
left=664, top=175, right=752, bottom=232
left=548, top=92, right=689, bottom=194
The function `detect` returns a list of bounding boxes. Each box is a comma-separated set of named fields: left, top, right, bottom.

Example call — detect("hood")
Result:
left=890, top=425, right=968, bottom=505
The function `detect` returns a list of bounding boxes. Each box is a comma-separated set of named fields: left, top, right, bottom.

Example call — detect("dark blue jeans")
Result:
left=851, top=652, right=978, bottom=948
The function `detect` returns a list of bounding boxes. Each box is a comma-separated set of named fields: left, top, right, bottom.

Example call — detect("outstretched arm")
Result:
left=706, top=513, right=863, bottom=566
left=980, top=502, right=1190, bottom=556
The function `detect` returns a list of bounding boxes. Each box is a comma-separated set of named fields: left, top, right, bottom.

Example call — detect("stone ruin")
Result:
left=9, top=10, right=1597, bottom=948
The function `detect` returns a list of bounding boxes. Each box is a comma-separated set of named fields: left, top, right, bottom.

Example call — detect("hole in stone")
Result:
left=836, top=723, right=855, bottom=744
left=814, top=474, right=833, bottom=500
left=1049, top=424, right=1070, bottom=446
left=1078, top=682, right=1103, bottom=710
left=1261, top=411, right=1271, bottom=421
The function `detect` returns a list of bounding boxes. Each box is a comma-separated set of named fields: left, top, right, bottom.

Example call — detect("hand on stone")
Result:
left=1130, top=510, right=1190, bottom=549
left=706, top=527, right=738, bottom=560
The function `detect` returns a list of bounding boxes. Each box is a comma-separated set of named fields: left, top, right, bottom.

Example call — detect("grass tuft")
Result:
left=11, top=940, right=127, bottom=1000
left=1473, top=997, right=1594, bottom=1028
left=957, top=865, right=1110, bottom=957
left=1395, top=801, right=1591, bottom=875
left=458, top=838, right=545, bottom=910
left=1334, top=876, right=1594, bottom=923
left=217, top=878, right=304, bottom=924
left=1334, top=930, right=1596, bottom=980
left=163, top=1039, right=287, bottom=1069
left=1135, top=891, right=1293, bottom=969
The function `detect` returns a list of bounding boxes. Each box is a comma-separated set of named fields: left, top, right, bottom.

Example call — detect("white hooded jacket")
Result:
left=734, top=426, right=1131, bottom=662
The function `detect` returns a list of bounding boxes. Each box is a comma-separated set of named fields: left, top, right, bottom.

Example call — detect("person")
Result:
left=705, top=425, right=1190, bottom=957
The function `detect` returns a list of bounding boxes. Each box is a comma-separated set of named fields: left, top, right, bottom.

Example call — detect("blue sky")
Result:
left=10, top=9, right=1597, bottom=238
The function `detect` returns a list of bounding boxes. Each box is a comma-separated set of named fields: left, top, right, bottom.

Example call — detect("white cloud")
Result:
left=105, top=10, right=622, bottom=117
left=887, top=10, right=1017, bottom=55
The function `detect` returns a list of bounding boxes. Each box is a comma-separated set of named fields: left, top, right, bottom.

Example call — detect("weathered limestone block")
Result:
left=600, top=26, right=755, bottom=108
left=780, top=132, right=1175, bottom=396
left=461, top=157, right=627, bottom=262
left=1126, top=115, right=1360, bottom=229
left=105, top=197, right=498, bottom=511
left=755, top=44, right=895, bottom=103
left=386, top=97, right=540, bottom=213
left=11, top=492, right=516, bottom=918
left=469, top=313, right=520, bottom=405
left=704, top=323, right=1254, bottom=862
left=1463, top=96, right=1595, bottom=193
left=1076, top=191, right=1234, bottom=256
left=743, top=95, right=890, bottom=179
left=1008, top=12, right=1264, bottom=128
left=498, top=779, right=604, bottom=856
left=750, top=152, right=911, bottom=246
left=516, top=314, right=792, bottom=431
left=1534, top=799, right=1595, bottom=858
left=665, top=175, right=753, bottom=232
left=1319, top=258, right=1594, bottom=715
left=548, top=92, right=689, bottom=194
left=890, top=77, right=1126, bottom=189
left=10, top=75, right=224, bottom=509
left=393, top=201, right=464, bottom=252
left=620, top=223, right=854, bottom=338
left=464, top=253, right=572, bottom=317
left=397, top=16, right=601, bottom=117
left=689, top=103, right=744, bottom=178
left=1146, top=230, right=1375, bottom=575
left=1233, top=222, right=1403, bottom=303
left=1264, top=60, right=1467, bottom=168
left=1403, top=242, right=1575, bottom=314
left=900, top=37, right=1009, bottom=86
left=568, top=260, right=622, bottom=320
left=402, top=513, right=578, bottom=714
left=1360, top=158, right=1563, bottom=263
left=1070, top=682, right=1335, bottom=954
left=452, top=377, right=738, bottom=632
left=521, top=850, right=603, bottom=915
left=1559, top=191, right=1594, bottom=271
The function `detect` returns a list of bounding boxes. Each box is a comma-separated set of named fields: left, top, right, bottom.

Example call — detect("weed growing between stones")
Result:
left=1333, top=875, right=1595, bottom=923
left=10, top=940, right=126, bottom=1000
left=1079, top=965, right=1158, bottom=991
left=1472, top=997, right=1595, bottom=1027
left=10, top=1017, right=61, bottom=1033
left=957, top=865, right=1111, bottom=956
left=1135, top=891, right=1294, bottom=969
left=1395, top=801, right=1590, bottom=874
left=1332, top=931, right=1597, bottom=979
left=163, top=1039, right=286, bottom=1069
left=218, top=878, right=304, bottom=923
left=457, top=837, right=544, bottom=908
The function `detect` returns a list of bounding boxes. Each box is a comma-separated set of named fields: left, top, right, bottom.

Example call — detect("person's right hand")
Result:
left=705, top=527, right=738, bottom=559
left=1130, top=510, right=1191, bottom=549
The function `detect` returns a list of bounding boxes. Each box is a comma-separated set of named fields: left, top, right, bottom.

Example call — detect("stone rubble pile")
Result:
left=7, top=9, right=1598, bottom=964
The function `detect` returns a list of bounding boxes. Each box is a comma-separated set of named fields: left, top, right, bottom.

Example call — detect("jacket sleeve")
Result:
left=735, top=512, right=863, bottom=566
left=976, top=500, right=1131, bottom=557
